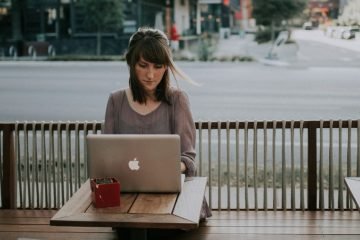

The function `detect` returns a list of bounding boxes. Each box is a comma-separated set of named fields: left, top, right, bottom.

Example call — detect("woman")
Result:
left=104, top=27, right=211, bottom=220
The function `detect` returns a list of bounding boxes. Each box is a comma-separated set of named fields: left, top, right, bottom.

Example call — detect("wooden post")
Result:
left=307, top=122, right=317, bottom=210
left=2, top=124, right=16, bottom=209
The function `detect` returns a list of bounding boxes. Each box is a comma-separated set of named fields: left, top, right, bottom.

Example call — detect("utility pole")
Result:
left=70, top=0, right=76, bottom=36
left=241, top=0, right=248, bottom=30
left=56, top=0, right=61, bottom=39
left=165, top=0, right=171, bottom=36
left=137, top=0, right=142, bottom=28
left=196, top=0, right=201, bottom=35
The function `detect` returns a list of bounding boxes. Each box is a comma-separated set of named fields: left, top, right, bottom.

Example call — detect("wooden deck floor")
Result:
left=0, top=210, right=359, bottom=240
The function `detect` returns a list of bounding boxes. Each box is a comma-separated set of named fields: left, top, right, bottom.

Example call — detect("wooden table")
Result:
left=50, top=177, right=207, bottom=239
left=344, top=177, right=360, bottom=210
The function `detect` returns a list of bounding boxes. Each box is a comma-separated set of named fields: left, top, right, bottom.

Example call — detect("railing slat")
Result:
left=217, top=121, right=221, bottom=211
left=24, top=121, right=30, bottom=208
left=338, top=120, right=343, bottom=210
left=40, top=122, right=46, bottom=209
left=226, top=121, right=230, bottom=210
left=253, top=121, right=258, bottom=211
left=65, top=122, right=72, bottom=198
left=308, top=121, right=317, bottom=211
left=300, top=120, right=305, bottom=211
left=291, top=121, right=295, bottom=210
left=272, top=120, right=277, bottom=211
left=49, top=122, right=56, bottom=208
left=57, top=122, right=64, bottom=207
left=244, top=121, right=249, bottom=210
left=263, top=120, right=267, bottom=211
left=2, top=123, right=16, bottom=209
left=346, top=120, right=352, bottom=209
left=32, top=122, right=39, bottom=209
left=319, top=120, right=324, bottom=210
left=329, top=120, right=334, bottom=210
left=235, top=121, right=240, bottom=211
left=207, top=121, right=212, bottom=210
left=75, top=122, right=80, bottom=190
left=281, top=120, right=286, bottom=210
left=198, top=121, right=203, bottom=177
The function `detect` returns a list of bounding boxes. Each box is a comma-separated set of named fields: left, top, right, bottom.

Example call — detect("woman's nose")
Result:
left=146, top=67, right=154, bottom=79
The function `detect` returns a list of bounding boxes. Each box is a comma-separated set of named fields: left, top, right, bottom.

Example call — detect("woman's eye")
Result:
left=138, top=63, right=146, bottom=68
left=155, top=64, right=164, bottom=68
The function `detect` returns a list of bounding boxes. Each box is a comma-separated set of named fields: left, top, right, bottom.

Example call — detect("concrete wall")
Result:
left=174, top=0, right=190, bottom=35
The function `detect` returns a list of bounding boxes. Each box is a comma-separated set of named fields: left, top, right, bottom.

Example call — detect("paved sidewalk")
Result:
left=212, top=33, right=299, bottom=65
left=292, top=29, right=360, bottom=53
left=212, top=29, right=360, bottom=66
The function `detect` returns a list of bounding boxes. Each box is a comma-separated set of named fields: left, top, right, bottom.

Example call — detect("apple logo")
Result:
left=128, top=157, right=140, bottom=171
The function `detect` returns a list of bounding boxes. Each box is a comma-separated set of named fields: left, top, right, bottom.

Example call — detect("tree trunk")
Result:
left=56, top=0, right=61, bottom=39
left=11, top=0, right=23, bottom=41
left=270, top=19, right=275, bottom=43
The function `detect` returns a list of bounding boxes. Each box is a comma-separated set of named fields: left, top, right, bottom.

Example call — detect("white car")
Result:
left=303, top=22, right=313, bottom=30
left=341, top=27, right=360, bottom=40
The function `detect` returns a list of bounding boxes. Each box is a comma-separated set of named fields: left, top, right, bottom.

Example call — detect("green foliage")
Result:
left=252, top=0, right=307, bottom=26
left=77, top=0, right=124, bottom=55
left=78, top=0, right=123, bottom=32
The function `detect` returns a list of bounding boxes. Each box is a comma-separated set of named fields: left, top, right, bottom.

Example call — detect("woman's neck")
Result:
left=126, top=88, right=161, bottom=115
left=145, top=90, right=157, bottom=102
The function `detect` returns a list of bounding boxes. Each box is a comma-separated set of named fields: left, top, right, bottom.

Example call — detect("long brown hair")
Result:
left=126, top=27, right=173, bottom=104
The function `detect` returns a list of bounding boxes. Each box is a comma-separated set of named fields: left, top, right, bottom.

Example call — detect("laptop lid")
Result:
left=87, top=134, right=182, bottom=193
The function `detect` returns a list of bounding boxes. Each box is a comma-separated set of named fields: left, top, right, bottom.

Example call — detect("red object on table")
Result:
left=90, top=178, right=120, bottom=208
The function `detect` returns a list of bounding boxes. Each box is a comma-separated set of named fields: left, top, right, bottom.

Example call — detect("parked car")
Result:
left=303, top=22, right=313, bottom=30
left=326, top=26, right=360, bottom=40
left=341, top=27, right=360, bottom=40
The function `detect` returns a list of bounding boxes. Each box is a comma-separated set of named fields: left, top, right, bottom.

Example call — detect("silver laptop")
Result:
left=87, top=134, right=182, bottom=193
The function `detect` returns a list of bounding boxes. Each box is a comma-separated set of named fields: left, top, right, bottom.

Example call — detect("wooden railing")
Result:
left=1, top=120, right=359, bottom=210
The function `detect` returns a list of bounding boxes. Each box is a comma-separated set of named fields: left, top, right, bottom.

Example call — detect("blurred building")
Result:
left=307, top=0, right=340, bottom=27
left=0, top=0, right=197, bottom=56
left=198, top=0, right=241, bottom=35
left=0, top=0, right=251, bottom=56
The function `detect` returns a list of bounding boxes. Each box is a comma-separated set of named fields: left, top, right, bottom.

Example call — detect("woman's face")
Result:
left=135, top=57, right=167, bottom=95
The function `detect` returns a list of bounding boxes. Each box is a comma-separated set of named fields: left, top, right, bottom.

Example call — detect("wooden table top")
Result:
left=344, top=177, right=360, bottom=210
left=50, top=177, right=207, bottom=230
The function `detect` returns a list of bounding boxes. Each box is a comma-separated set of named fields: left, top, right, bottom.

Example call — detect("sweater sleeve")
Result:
left=104, top=93, right=115, bottom=134
left=173, top=91, right=197, bottom=177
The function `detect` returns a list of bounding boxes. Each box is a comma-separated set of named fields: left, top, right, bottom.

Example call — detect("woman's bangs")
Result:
left=140, top=39, right=169, bottom=65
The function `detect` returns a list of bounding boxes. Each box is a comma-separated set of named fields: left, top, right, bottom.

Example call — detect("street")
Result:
left=1, top=30, right=360, bottom=122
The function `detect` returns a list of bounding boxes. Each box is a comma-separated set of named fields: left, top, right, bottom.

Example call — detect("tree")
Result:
left=338, top=0, right=360, bottom=26
left=252, top=0, right=307, bottom=42
left=78, top=0, right=123, bottom=55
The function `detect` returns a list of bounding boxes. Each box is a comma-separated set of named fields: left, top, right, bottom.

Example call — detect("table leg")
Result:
left=130, top=228, right=147, bottom=240
left=115, top=228, right=148, bottom=240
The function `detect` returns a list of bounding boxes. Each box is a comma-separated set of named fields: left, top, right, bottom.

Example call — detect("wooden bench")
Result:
left=2, top=210, right=360, bottom=240
left=0, top=209, right=115, bottom=239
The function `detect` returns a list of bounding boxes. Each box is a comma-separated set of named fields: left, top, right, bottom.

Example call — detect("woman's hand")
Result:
left=180, top=162, right=186, bottom=173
